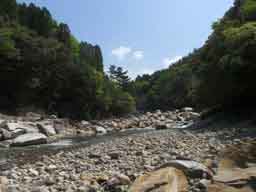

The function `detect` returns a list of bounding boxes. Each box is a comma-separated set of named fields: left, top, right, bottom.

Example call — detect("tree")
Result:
left=57, top=23, right=71, bottom=46
left=0, top=0, right=17, bottom=19
left=108, top=65, right=131, bottom=91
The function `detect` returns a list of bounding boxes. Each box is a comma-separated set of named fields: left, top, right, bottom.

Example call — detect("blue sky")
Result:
left=17, top=0, right=233, bottom=78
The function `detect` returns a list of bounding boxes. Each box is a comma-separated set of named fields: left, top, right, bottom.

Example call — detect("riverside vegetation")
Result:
left=0, top=0, right=135, bottom=120
left=0, top=0, right=256, bottom=192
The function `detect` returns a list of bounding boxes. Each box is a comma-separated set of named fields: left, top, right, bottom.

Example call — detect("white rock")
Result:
left=37, top=122, right=56, bottom=136
left=182, top=107, right=194, bottom=112
left=95, top=126, right=107, bottom=135
left=11, top=133, right=47, bottom=147
left=4, top=122, right=25, bottom=131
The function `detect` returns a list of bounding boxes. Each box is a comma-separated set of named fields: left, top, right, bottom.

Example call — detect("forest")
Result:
left=1, top=0, right=256, bottom=119
left=0, top=0, right=135, bottom=119
left=133, top=0, right=256, bottom=112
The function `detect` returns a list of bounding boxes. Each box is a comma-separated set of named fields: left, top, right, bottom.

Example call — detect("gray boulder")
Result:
left=11, top=133, right=47, bottom=147
left=11, top=128, right=26, bottom=138
left=3, top=122, right=24, bottom=131
left=37, top=121, right=56, bottom=136
left=0, top=129, right=12, bottom=140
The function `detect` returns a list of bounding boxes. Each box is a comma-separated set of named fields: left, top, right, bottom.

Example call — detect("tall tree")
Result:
left=108, top=65, right=131, bottom=90
left=0, top=0, right=17, bottom=20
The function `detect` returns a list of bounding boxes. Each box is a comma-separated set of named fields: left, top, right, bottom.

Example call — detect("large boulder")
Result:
left=0, top=129, right=12, bottom=140
left=3, top=122, right=25, bottom=131
left=214, top=167, right=256, bottom=186
left=2, top=122, right=38, bottom=133
left=11, top=133, right=47, bottom=147
left=24, top=112, right=43, bottom=122
left=130, top=167, right=188, bottom=192
left=11, top=128, right=26, bottom=138
left=37, top=121, right=56, bottom=136
left=0, top=176, right=8, bottom=192
left=207, top=183, right=254, bottom=192
left=158, top=160, right=213, bottom=179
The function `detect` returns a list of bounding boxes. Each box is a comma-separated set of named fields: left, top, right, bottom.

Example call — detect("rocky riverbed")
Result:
left=0, top=108, right=200, bottom=148
left=0, top=110, right=255, bottom=192
left=0, top=115, right=255, bottom=192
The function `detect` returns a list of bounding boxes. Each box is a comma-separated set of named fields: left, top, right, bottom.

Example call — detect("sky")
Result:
left=17, top=0, right=234, bottom=78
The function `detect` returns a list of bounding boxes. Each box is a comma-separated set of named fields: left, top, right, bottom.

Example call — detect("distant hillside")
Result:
left=133, top=0, right=256, bottom=112
left=0, top=0, right=135, bottom=119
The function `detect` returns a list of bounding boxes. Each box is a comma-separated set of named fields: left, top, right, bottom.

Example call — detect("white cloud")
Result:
left=163, top=56, right=182, bottom=67
left=111, top=46, right=132, bottom=60
left=133, top=51, right=144, bottom=60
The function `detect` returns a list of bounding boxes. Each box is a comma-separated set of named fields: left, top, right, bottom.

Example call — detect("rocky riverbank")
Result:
left=0, top=116, right=255, bottom=192
left=0, top=108, right=200, bottom=148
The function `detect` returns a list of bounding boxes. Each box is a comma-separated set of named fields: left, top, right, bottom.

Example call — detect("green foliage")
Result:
left=18, top=3, right=57, bottom=37
left=223, top=22, right=256, bottom=45
left=0, top=1, right=135, bottom=119
left=0, top=0, right=17, bottom=19
left=0, top=28, right=17, bottom=57
left=108, top=65, right=131, bottom=91
left=242, top=0, right=256, bottom=21
left=133, top=0, right=256, bottom=111
left=70, top=35, right=80, bottom=62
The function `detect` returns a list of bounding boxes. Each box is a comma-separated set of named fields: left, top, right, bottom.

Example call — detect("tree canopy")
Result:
left=132, top=0, right=256, bottom=112
left=0, top=0, right=135, bottom=119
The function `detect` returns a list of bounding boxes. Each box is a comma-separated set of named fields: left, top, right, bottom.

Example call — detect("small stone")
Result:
left=29, top=168, right=39, bottom=176
left=108, top=152, right=120, bottom=160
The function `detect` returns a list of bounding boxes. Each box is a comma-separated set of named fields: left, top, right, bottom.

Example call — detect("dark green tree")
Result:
left=108, top=65, right=131, bottom=91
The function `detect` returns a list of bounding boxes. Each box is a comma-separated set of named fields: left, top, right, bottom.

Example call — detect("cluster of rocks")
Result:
left=95, top=108, right=200, bottom=131
left=0, top=121, right=255, bottom=191
left=0, top=113, right=71, bottom=148
left=0, top=108, right=200, bottom=147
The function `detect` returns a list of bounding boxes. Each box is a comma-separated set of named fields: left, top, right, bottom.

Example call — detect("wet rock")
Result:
left=130, top=167, right=188, bottom=192
left=11, top=133, right=47, bottom=147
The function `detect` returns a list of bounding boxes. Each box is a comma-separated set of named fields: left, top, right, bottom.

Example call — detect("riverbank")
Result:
left=1, top=115, right=256, bottom=192
left=0, top=108, right=200, bottom=148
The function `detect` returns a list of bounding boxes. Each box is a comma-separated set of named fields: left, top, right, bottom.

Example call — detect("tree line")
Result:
left=0, top=0, right=135, bottom=119
left=132, top=0, right=256, bottom=112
